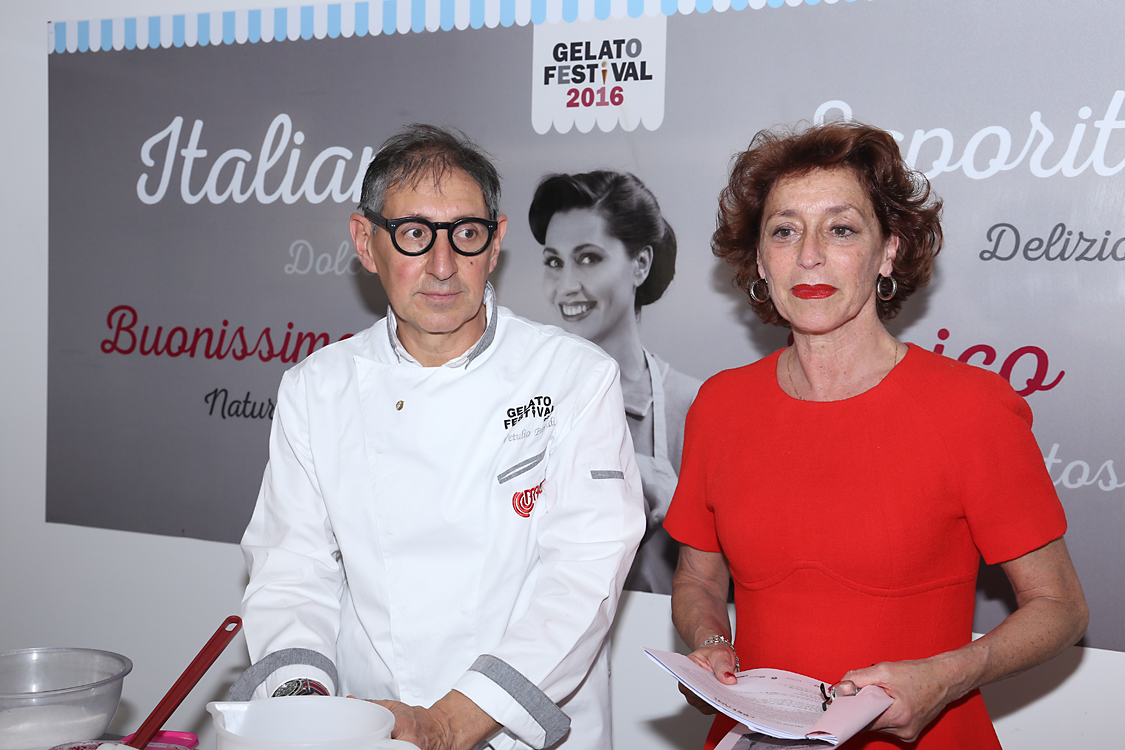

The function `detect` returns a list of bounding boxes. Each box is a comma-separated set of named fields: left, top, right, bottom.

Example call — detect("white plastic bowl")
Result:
left=0, top=647, right=132, bottom=750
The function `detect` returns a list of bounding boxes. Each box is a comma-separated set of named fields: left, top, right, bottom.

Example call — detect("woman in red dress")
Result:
left=663, top=123, right=1088, bottom=749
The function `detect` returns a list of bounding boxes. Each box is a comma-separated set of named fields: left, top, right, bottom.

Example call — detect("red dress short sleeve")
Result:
left=663, top=345, right=1067, bottom=750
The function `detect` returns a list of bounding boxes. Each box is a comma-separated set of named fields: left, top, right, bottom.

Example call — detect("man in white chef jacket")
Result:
left=234, top=124, right=646, bottom=750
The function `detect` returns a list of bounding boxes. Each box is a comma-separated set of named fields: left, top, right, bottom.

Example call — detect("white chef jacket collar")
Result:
left=385, top=282, right=497, bottom=368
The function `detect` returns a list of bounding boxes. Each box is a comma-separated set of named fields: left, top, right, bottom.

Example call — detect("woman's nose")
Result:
left=558, top=262, right=582, bottom=293
left=796, top=233, right=825, bottom=269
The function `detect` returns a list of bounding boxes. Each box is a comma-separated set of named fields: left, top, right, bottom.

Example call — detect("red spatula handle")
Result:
left=126, top=616, right=243, bottom=749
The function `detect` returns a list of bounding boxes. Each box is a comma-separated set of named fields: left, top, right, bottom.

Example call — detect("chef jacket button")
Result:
left=396, top=400, right=404, bottom=411
left=460, top=604, right=470, bottom=613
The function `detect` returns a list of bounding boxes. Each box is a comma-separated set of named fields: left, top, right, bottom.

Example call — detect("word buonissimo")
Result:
left=100, top=304, right=345, bottom=362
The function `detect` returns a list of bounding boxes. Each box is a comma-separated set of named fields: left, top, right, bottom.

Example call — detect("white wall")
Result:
left=1, top=2, right=1119, bottom=748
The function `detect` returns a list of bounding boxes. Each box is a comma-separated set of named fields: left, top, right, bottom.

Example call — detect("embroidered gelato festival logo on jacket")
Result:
left=503, top=396, right=554, bottom=429
left=513, top=480, right=544, bottom=518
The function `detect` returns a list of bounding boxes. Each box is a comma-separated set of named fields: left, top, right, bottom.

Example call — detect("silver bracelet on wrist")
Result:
left=698, top=635, right=739, bottom=673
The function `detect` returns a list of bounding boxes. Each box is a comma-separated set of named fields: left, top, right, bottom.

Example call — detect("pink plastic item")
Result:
left=120, top=732, right=198, bottom=749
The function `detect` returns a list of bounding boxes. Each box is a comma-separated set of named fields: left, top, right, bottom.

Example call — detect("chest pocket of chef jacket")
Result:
left=496, top=445, right=551, bottom=520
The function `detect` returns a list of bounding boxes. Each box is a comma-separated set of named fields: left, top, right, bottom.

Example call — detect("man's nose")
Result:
left=425, top=229, right=458, bottom=280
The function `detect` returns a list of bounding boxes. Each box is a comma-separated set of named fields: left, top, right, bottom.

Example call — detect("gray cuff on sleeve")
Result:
left=468, top=654, right=570, bottom=747
left=229, top=648, right=339, bottom=701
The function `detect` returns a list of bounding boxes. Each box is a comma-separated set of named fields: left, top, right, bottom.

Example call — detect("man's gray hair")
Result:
left=358, top=123, right=501, bottom=220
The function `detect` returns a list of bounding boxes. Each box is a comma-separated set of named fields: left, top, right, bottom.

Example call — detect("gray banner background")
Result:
left=48, top=0, right=1125, bottom=649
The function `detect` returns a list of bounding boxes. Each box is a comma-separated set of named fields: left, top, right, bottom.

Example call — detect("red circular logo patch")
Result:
left=512, top=481, right=543, bottom=518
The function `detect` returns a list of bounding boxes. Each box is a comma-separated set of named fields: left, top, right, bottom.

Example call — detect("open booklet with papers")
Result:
left=644, top=648, right=893, bottom=746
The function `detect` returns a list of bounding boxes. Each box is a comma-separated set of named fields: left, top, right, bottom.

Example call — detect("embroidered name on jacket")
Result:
left=513, top=480, right=544, bottom=517
left=503, top=395, right=554, bottom=429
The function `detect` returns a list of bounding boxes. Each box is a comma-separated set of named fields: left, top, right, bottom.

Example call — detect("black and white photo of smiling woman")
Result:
left=530, top=171, right=700, bottom=594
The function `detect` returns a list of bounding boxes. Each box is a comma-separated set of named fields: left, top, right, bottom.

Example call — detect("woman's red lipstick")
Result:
left=792, top=284, right=837, bottom=299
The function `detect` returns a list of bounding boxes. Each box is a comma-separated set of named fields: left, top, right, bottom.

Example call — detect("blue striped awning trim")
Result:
left=48, top=0, right=867, bottom=53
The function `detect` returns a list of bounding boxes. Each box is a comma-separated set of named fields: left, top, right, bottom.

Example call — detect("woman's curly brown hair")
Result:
left=712, top=122, right=944, bottom=326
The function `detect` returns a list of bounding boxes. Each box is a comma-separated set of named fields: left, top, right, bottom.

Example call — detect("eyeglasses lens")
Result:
left=393, top=220, right=491, bottom=255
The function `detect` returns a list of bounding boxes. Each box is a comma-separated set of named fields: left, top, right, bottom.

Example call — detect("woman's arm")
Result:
left=671, top=544, right=738, bottom=711
left=839, top=536, right=1088, bottom=742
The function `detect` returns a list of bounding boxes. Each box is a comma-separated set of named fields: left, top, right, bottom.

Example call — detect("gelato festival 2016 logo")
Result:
left=532, top=15, right=666, bottom=135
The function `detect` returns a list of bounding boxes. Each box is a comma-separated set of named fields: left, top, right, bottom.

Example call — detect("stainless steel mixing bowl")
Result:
left=0, top=647, right=132, bottom=750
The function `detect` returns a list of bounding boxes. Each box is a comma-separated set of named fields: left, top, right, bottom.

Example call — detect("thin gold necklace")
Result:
left=787, top=342, right=900, bottom=401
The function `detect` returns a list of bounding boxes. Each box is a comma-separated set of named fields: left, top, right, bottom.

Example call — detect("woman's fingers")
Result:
left=829, top=679, right=860, bottom=698
left=687, top=645, right=739, bottom=683
left=677, top=682, right=718, bottom=714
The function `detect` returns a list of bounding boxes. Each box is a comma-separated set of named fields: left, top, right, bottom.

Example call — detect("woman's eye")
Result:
left=544, top=256, right=562, bottom=269
left=831, top=225, right=856, bottom=238
left=771, top=226, right=793, bottom=238
left=578, top=253, right=602, bottom=265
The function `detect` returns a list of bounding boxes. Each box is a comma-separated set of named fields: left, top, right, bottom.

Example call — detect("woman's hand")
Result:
left=835, top=537, right=1088, bottom=743
left=678, top=639, right=740, bottom=714
left=835, top=655, right=963, bottom=742
left=671, top=545, right=736, bottom=714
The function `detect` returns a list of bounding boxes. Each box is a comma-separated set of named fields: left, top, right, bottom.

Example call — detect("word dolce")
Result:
left=285, top=239, right=367, bottom=276
left=930, top=328, right=1063, bottom=397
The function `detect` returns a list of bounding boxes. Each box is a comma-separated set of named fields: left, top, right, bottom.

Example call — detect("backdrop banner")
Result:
left=48, top=0, right=1125, bottom=650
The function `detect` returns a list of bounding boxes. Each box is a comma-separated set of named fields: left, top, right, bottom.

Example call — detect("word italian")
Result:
left=1044, top=444, right=1124, bottom=492
left=817, top=89, right=1125, bottom=180
left=980, top=222, right=1125, bottom=262
left=930, top=328, right=1063, bottom=397
left=101, top=304, right=344, bottom=363
left=504, top=396, right=554, bottom=430
left=204, top=388, right=276, bottom=420
left=136, top=114, right=373, bottom=206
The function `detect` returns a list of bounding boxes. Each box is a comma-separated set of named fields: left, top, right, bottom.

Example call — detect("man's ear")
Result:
left=350, top=213, right=379, bottom=275
left=487, top=214, right=508, bottom=274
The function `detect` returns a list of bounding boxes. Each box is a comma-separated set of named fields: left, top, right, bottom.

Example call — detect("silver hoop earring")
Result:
left=877, top=275, right=898, bottom=302
left=749, top=277, right=770, bottom=303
